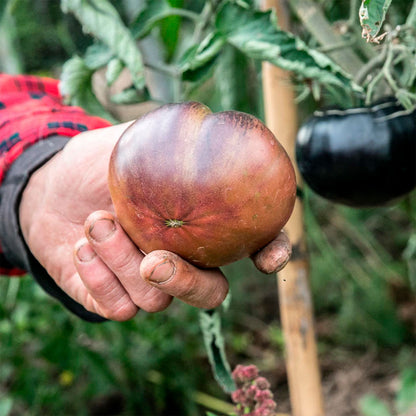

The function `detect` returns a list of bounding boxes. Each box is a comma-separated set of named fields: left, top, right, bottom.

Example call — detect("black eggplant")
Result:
left=296, top=98, right=416, bottom=207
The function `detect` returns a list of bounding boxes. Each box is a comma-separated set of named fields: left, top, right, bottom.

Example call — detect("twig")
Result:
left=354, top=45, right=388, bottom=85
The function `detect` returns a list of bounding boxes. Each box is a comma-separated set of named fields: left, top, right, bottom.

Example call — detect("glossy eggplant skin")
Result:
left=296, top=98, right=416, bottom=207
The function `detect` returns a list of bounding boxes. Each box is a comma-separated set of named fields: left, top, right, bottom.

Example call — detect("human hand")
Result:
left=19, top=123, right=292, bottom=321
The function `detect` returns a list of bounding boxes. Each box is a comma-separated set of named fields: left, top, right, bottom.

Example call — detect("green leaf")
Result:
left=216, top=2, right=357, bottom=91
left=84, top=43, right=114, bottom=70
left=180, top=32, right=226, bottom=72
left=106, top=58, right=124, bottom=86
left=130, top=0, right=197, bottom=40
left=199, top=309, right=236, bottom=394
left=61, top=0, right=145, bottom=89
left=359, top=0, right=392, bottom=42
left=396, top=368, right=416, bottom=414
left=359, top=395, right=392, bottom=416
left=60, top=55, right=117, bottom=123
left=130, top=0, right=173, bottom=39
left=110, top=85, right=151, bottom=105
left=0, top=0, right=8, bottom=22
left=160, top=0, right=184, bottom=60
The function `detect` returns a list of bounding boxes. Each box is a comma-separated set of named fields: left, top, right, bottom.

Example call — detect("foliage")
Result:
left=359, top=0, right=393, bottom=42
left=58, top=0, right=363, bottom=119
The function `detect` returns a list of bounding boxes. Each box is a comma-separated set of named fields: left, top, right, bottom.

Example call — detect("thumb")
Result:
left=140, top=250, right=229, bottom=310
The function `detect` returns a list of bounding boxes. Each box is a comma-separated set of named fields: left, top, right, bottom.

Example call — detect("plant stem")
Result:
left=192, top=0, right=217, bottom=43
left=354, top=46, right=387, bottom=85
left=348, top=0, right=359, bottom=26
left=144, top=60, right=180, bottom=77
left=288, top=0, right=363, bottom=76
left=406, top=0, right=416, bottom=26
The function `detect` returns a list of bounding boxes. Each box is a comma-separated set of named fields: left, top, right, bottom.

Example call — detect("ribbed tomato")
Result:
left=108, top=102, right=296, bottom=268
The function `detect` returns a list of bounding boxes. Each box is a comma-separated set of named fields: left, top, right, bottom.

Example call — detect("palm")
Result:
left=19, top=124, right=127, bottom=294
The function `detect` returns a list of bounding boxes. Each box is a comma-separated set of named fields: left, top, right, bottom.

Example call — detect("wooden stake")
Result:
left=261, top=1, right=325, bottom=415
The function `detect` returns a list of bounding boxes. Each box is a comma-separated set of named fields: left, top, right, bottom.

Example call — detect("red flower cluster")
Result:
left=231, top=365, right=277, bottom=416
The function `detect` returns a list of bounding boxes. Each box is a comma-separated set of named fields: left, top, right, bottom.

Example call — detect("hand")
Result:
left=19, top=123, right=292, bottom=321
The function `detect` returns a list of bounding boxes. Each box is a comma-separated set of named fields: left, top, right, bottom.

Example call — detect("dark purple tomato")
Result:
left=109, top=102, right=297, bottom=268
left=296, top=98, right=416, bottom=207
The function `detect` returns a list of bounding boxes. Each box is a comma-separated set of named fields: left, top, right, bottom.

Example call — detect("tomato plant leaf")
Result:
left=182, top=55, right=219, bottom=84
left=0, top=1, right=7, bottom=22
left=84, top=43, right=114, bottom=70
left=61, top=0, right=145, bottom=89
left=130, top=0, right=197, bottom=40
left=130, top=0, right=173, bottom=39
left=180, top=32, right=226, bottom=72
left=106, top=58, right=124, bottom=86
left=199, top=309, right=236, bottom=394
left=159, top=0, right=184, bottom=60
left=110, top=85, right=151, bottom=105
left=359, top=0, right=392, bottom=43
left=216, top=2, right=357, bottom=91
left=60, top=55, right=117, bottom=123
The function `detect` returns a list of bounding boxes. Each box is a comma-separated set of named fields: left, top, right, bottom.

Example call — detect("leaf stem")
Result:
left=168, top=8, right=200, bottom=22
left=192, top=0, right=219, bottom=44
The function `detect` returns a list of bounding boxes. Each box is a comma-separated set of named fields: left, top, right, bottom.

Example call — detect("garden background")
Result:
left=0, top=1, right=415, bottom=415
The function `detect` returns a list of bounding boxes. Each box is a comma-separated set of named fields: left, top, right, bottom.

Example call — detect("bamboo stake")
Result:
left=261, top=1, right=325, bottom=415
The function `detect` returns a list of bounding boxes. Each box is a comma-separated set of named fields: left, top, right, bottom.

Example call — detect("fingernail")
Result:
left=275, top=255, right=290, bottom=273
left=148, top=260, right=176, bottom=284
left=76, top=243, right=96, bottom=262
left=89, top=218, right=116, bottom=242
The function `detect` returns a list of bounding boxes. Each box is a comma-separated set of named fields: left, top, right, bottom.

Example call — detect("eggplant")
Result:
left=295, top=98, right=416, bottom=207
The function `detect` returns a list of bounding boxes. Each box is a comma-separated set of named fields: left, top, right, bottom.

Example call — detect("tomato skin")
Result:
left=109, top=102, right=296, bottom=268
left=296, top=98, right=416, bottom=207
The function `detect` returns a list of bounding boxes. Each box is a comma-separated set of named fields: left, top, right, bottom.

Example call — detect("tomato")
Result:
left=108, top=102, right=296, bottom=268
left=296, top=98, right=416, bottom=207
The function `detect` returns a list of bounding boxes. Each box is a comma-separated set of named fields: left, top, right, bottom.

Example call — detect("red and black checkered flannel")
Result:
left=0, top=73, right=111, bottom=276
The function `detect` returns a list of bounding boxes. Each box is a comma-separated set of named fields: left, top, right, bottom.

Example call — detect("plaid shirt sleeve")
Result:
left=0, top=73, right=111, bottom=276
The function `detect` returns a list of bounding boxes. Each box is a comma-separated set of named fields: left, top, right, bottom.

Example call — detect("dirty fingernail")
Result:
left=89, top=218, right=116, bottom=242
left=147, top=260, right=176, bottom=284
left=77, top=243, right=96, bottom=262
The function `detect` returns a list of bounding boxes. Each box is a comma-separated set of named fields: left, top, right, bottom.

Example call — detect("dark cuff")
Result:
left=0, top=136, right=106, bottom=322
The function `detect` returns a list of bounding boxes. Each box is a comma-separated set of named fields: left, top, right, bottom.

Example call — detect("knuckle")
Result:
left=110, top=250, right=140, bottom=276
left=132, top=291, right=172, bottom=313
left=101, top=300, right=138, bottom=321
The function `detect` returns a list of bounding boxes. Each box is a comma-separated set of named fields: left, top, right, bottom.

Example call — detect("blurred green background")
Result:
left=0, top=1, right=415, bottom=415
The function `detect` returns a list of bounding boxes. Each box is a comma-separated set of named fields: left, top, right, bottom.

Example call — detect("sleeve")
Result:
left=0, top=73, right=112, bottom=322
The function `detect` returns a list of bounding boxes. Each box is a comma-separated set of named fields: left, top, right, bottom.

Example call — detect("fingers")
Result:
left=140, top=250, right=229, bottom=310
left=74, top=210, right=231, bottom=319
left=73, top=238, right=139, bottom=320
left=74, top=210, right=172, bottom=320
left=251, top=230, right=292, bottom=274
